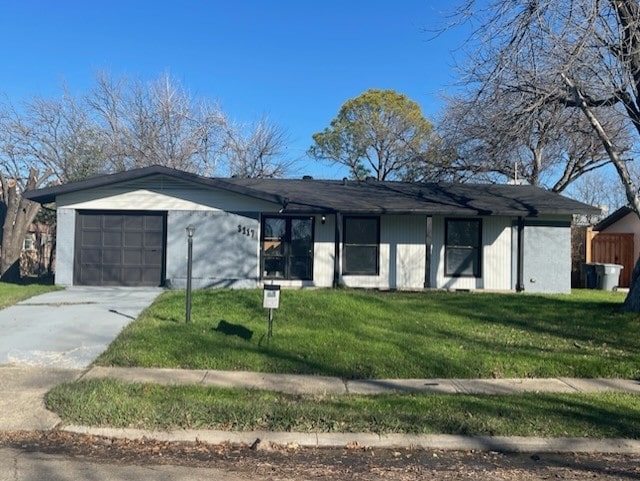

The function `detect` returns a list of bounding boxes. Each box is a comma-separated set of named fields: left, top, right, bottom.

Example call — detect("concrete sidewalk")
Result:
left=0, top=366, right=83, bottom=430
left=81, top=366, right=640, bottom=396
left=3, top=365, right=640, bottom=454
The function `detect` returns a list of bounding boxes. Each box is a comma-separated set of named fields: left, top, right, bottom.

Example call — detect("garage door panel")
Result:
left=80, top=248, right=101, bottom=263
left=102, top=248, right=122, bottom=265
left=142, top=268, right=162, bottom=283
left=75, top=212, right=165, bottom=286
left=80, top=266, right=101, bottom=284
left=143, top=250, right=162, bottom=265
left=144, top=216, right=163, bottom=230
left=144, top=231, right=163, bottom=247
left=122, top=268, right=143, bottom=284
left=81, top=216, right=101, bottom=229
left=123, top=250, right=142, bottom=264
left=124, top=216, right=144, bottom=230
left=103, top=232, right=122, bottom=247
left=124, top=232, right=143, bottom=247
left=81, top=231, right=102, bottom=247
left=103, top=216, right=124, bottom=230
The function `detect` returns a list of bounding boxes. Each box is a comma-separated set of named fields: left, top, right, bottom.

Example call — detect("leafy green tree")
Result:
left=308, top=89, right=436, bottom=181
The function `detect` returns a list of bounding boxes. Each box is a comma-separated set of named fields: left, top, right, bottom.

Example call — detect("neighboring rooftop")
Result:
left=594, top=206, right=634, bottom=231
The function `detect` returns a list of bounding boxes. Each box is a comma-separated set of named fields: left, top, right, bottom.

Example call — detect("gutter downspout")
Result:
left=333, top=211, right=342, bottom=287
left=516, top=216, right=525, bottom=292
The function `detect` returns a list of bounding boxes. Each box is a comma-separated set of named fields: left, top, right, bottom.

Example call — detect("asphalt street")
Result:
left=0, top=448, right=250, bottom=481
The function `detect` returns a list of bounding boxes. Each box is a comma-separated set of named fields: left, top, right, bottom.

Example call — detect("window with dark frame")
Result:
left=445, top=218, right=482, bottom=277
left=261, top=216, right=314, bottom=280
left=343, top=216, right=380, bottom=275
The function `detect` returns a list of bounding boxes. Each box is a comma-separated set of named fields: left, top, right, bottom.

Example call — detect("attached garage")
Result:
left=74, top=211, right=166, bottom=286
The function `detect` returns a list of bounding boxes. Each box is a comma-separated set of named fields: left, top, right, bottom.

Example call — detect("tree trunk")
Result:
left=0, top=168, right=42, bottom=282
left=561, top=74, right=640, bottom=310
left=622, top=257, right=640, bottom=311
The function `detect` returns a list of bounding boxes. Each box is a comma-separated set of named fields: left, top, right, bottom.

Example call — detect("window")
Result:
left=343, top=216, right=379, bottom=275
left=23, top=236, right=35, bottom=251
left=261, top=216, right=314, bottom=280
left=445, top=219, right=482, bottom=277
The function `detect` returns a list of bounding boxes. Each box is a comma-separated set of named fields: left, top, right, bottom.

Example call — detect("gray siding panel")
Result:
left=522, top=222, right=571, bottom=293
left=165, top=211, right=260, bottom=289
left=55, top=208, right=75, bottom=286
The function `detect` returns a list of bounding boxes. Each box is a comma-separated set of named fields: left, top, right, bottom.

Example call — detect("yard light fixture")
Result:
left=185, top=225, right=196, bottom=323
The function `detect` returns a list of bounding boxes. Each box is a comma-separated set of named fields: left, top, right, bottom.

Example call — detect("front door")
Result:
left=261, top=216, right=314, bottom=280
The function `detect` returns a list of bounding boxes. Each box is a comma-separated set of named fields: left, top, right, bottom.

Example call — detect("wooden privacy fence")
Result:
left=586, top=230, right=634, bottom=287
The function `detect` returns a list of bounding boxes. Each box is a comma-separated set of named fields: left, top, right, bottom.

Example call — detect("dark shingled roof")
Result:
left=593, top=206, right=633, bottom=231
left=226, top=177, right=600, bottom=216
left=24, top=165, right=600, bottom=217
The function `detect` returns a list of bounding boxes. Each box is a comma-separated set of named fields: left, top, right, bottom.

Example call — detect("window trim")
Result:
left=23, top=236, right=36, bottom=251
left=342, top=216, right=380, bottom=276
left=260, top=215, right=315, bottom=281
left=444, top=218, right=482, bottom=278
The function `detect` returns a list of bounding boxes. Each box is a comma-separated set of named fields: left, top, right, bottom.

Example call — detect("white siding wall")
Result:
left=432, top=216, right=512, bottom=290
left=313, top=214, right=336, bottom=287
left=342, top=215, right=426, bottom=290
left=482, top=216, right=513, bottom=290
left=57, top=180, right=280, bottom=213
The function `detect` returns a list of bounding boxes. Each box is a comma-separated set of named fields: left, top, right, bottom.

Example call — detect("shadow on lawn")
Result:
left=212, top=320, right=253, bottom=341
left=448, top=392, right=640, bottom=439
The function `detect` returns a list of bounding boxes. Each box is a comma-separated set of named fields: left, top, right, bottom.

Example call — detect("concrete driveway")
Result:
left=0, top=287, right=163, bottom=368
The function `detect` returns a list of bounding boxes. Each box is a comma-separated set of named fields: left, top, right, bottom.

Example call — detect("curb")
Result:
left=62, top=425, right=640, bottom=454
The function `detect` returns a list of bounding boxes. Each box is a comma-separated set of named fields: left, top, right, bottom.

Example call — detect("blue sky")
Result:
left=0, top=1, right=467, bottom=178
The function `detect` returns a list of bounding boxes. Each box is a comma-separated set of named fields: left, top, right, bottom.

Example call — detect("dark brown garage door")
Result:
left=75, top=211, right=166, bottom=286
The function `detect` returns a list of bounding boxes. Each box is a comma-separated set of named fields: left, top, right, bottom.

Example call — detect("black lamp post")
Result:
left=185, top=225, right=195, bottom=323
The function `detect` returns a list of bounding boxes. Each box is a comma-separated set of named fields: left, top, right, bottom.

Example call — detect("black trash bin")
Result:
left=584, top=263, right=597, bottom=289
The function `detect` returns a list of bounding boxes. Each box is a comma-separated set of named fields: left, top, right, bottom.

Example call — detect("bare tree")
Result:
left=569, top=169, right=628, bottom=223
left=439, top=86, right=630, bottom=192
left=0, top=104, right=56, bottom=280
left=224, top=117, right=292, bottom=178
left=451, top=0, right=640, bottom=310
left=89, top=73, right=227, bottom=175
left=0, top=72, right=287, bottom=281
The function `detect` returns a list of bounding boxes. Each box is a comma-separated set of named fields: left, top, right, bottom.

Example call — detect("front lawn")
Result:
left=95, top=288, right=639, bottom=379
left=0, top=281, right=59, bottom=310
left=46, top=379, right=640, bottom=438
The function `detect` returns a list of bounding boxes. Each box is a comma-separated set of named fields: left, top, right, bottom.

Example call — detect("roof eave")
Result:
left=23, top=166, right=285, bottom=206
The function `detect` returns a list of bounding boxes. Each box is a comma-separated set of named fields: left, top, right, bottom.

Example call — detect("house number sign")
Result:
left=237, top=224, right=256, bottom=239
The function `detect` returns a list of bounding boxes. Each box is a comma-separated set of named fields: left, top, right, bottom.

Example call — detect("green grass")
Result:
left=0, top=281, right=59, bottom=309
left=46, top=379, right=640, bottom=438
left=94, top=288, right=640, bottom=379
